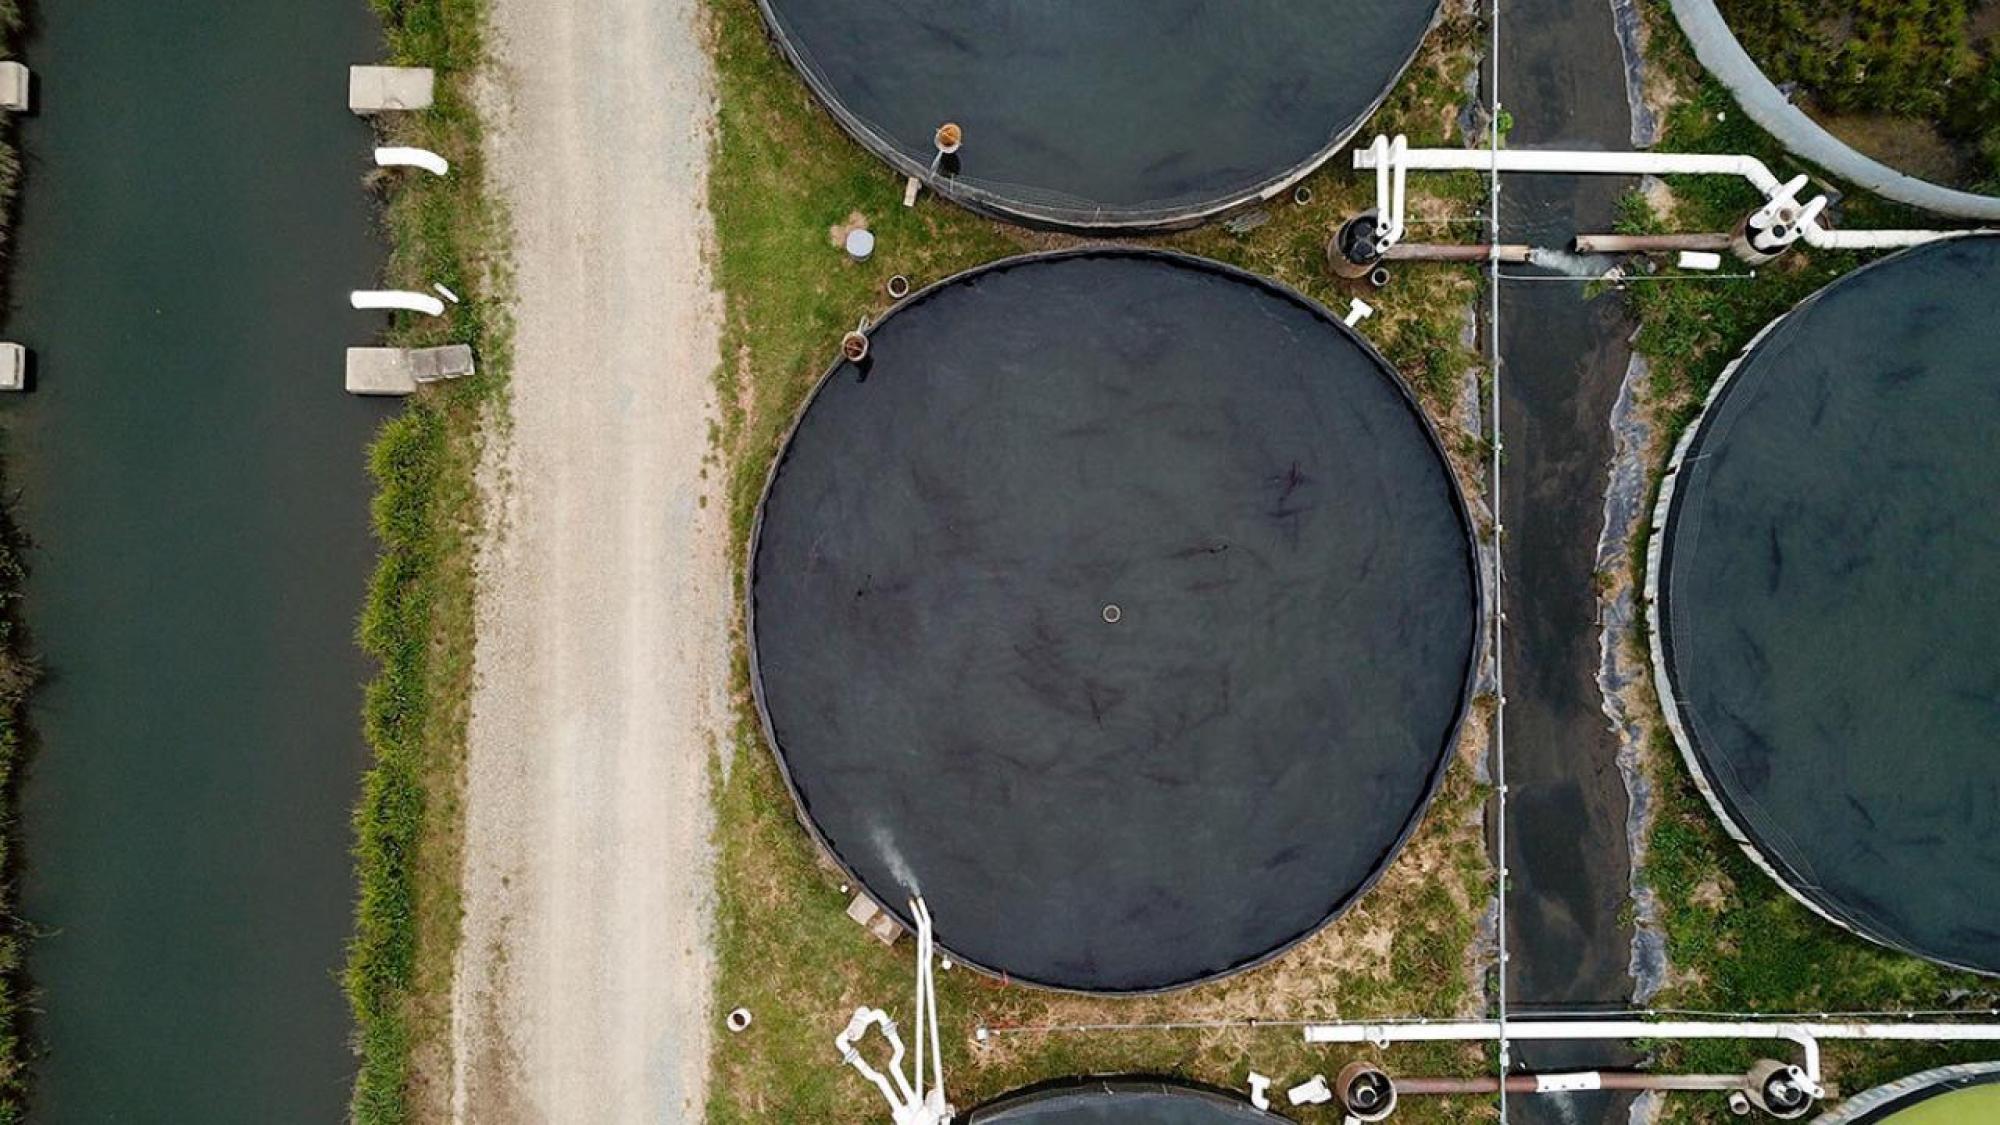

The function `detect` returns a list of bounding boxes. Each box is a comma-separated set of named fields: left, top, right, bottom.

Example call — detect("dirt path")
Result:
left=450, top=0, right=727, bottom=1121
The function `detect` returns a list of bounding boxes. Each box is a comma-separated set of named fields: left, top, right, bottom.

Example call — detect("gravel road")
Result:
left=449, top=0, right=728, bottom=1120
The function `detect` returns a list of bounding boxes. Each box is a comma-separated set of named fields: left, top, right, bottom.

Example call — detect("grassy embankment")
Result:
left=344, top=2, right=506, bottom=1123
left=0, top=1, right=32, bottom=1120
left=1620, top=8, right=1998, bottom=1120
left=704, top=1, right=1497, bottom=1120
left=1716, top=0, right=2000, bottom=192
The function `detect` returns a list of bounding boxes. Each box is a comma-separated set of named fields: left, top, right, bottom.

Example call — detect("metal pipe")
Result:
left=1397, top=1072, right=1749, bottom=1096
left=1576, top=233, right=1735, bottom=253
left=1385, top=243, right=1533, bottom=263
left=1302, top=1019, right=2000, bottom=1086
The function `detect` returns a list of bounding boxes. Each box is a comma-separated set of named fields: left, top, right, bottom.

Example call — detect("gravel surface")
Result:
left=449, top=0, right=728, bottom=1120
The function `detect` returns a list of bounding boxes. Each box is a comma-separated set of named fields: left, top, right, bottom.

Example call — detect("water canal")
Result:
left=5, top=2, right=389, bottom=1117
left=1494, top=0, right=1643, bottom=1119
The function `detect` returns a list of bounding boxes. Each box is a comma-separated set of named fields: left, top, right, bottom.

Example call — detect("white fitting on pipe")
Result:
left=1288, top=1075, right=1333, bottom=1106
left=1247, top=1073, right=1272, bottom=1111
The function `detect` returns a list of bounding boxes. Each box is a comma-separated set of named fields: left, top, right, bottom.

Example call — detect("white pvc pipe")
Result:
left=1353, top=143, right=1973, bottom=250
left=920, top=906, right=942, bottom=1106
left=351, top=290, right=446, bottom=317
left=375, top=146, right=449, bottom=176
left=838, top=904, right=951, bottom=1125
left=1301, top=1019, right=2000, bottom=1085
left=836, top=1008, right=908, bottom=1114
left=911, top=900, right=936, bottom=1110
left=1388, top=135, right=1410, bottom=246
left=1357, top=144, right=1780, bottom=189
left=1372, top=135, right=1391, bottom=225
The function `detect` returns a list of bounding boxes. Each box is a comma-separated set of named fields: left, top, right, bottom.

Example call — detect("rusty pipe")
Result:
left=1383, top=242, right=1533, bottom=263
left=1396, top=1072, right=1749, bottom=1096
left=1574, top=232, right=1735, bottom=254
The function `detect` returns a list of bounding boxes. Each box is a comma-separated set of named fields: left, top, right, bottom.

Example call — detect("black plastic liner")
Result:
left=755, top=0, right=1441, bottom=231
left=1655, top=236, right=2000, bottom=976
left=958, top=1077, right=1291, bottom=1124
left=749, top=251, right=1481, bottom=993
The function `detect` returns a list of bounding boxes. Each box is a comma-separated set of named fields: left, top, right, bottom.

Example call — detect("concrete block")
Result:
left=346, top=345, right=475, bottom=396
left=0, top=62, right=29, bottom=113
left=0, top=343, right=23, bottom=391
left=845, top=892, right=903, bottom=945
left=348, top=65, right=434, bottom=114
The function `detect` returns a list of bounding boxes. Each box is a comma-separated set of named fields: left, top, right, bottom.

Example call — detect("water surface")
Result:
left=6, top=2, right=389, bottom=1117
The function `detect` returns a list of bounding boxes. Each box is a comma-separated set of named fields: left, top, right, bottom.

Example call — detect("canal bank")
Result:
left=1493, top=0, right=1642, bottom=1119
left=4, top=2, right=390, bottom=1118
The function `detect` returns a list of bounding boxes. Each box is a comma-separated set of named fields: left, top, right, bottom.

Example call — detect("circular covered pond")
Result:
left=1651, top=235, right=2000, bottom=975
left=960, top=1078, right=1290, bottom=1124
left=754, top=0, right=1442, bottom=230
left=749, top=250, right=1481, bottom=993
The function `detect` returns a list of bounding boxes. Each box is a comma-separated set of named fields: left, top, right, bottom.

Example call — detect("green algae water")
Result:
left=3, top=3, right=391, bottom=1118
left=1879, top=1085, right=2000, bottom=1125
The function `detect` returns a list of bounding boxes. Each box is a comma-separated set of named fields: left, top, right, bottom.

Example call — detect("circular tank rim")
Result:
left=744, top=246, right=1488, bottom=996
left=1810, top=1061, right=2000, bottom=1123
left=1643, top=233, right=2000, bottom=979
left=750, top=0, right=1447, bottom=234
left=957, top=1075, right=1296, bottom=1123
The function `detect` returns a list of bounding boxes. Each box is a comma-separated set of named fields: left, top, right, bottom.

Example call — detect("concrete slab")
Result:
left=348, top=65, right=435, bottom=114
left=0, top=63, right=29, bottom=112
left=0, top=343, right=24, bottom=391
left=844, top=892, right=903, bottom=946
left=345, top=345, right=475, bottom=395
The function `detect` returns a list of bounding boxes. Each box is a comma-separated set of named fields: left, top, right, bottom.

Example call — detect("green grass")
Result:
left=1622, top=8, right=1999, bottom=1119
left=1714, top=0, right=2000, bottom=191
left=704, top=0, right=1498, bottom=1119
left=345, top=2, right=508, bottom=1123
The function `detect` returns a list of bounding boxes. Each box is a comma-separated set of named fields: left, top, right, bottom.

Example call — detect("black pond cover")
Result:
left=755, top=0, right=1441, bottom=230
left=1656, top=235, right=2000, bottom=975
left=960, top=1078, right=1290, bottom=1124
left=749, top=251, right=1480, bottom=993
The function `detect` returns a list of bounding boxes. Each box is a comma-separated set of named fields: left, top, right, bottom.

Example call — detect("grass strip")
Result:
left=345, top=2, right=508, bottom=1122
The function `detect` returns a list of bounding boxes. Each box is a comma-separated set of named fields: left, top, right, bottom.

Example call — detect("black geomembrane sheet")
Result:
left=750, top=252, right=1479, bottom=992
left=963, top=1079, right=1290, bottom=1124
left=1658, top=236, right=2000, bottom=975
left=756, top=0, right=1440, bottom=228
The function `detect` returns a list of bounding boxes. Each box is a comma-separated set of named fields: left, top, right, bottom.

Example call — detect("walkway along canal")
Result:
left=4, top=2, right=390, bottom=1118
